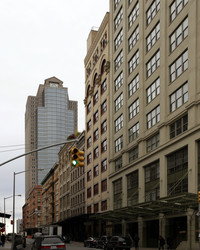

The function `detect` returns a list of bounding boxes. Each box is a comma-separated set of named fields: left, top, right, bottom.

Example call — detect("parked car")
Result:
left=106, top=236, right=132, bottom=250
left=84, top=237, right=99, bottom=248
left=96, top=236, right=112, bottom=249
left=7, top=233, right=15, bottom=241
left=13, top=234, right=26, bottom=250
left=31, top=235, right=66, bottom=250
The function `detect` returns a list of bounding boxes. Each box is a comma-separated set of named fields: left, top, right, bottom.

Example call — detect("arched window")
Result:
left=93, top=73, right=98, bottom=87
left=101, top=59, right=106, bottom=75
left=87, top=85, right=91, bottom=98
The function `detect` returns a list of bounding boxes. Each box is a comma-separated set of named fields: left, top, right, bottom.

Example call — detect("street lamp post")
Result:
left=4, top=195, right=21, bottom=235
left=12, top=169, right=43, bottom=250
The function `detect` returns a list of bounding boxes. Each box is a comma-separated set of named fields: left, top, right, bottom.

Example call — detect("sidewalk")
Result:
left=1, top=241, right=11, bottom=250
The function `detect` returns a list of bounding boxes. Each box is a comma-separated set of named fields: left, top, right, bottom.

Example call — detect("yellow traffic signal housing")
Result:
left=71, top=147, right=84, bottom=167
left=198, top=191, right=200, bottom=203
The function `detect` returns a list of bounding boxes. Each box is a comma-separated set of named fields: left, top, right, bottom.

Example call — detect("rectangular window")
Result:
left=115, top=93, right=123, bottom=112
left=93, top=129, right=99, bottom=142
left=146, top=50, right=160, bottom=78
left=101, top=120, right=107, bottom=134
left=114, top=71, right=123, bottom=92
left=101, top=200, right=107, bottom=211
left=101, top=79, right=107, bottom=95
left=170, top=114, right=188, bottom=139
left=87, top=205, right=91, bottom=214
left=127, top=170, right=138, bottom=206
left=129, top=122, right=139, bottom=142
left=114, top=0, right=120, bottom=10
left=170, top=0, right=188, bottom=22
left=87, top=153, right=92, bottom=165
left=94, top=183, right=99, bottom=195
left=87, top=170, right=92, bottom=181
left=128, top=74, right=139, bottom=97
left=93, top=110, right=99, bottom=124
left=115, top=157, right=122, bottom=171
left=113, top=178, right=122, bottom=209
left=146, top=22, right=160, bottom=52
left=87, top=187, right=91, bottom=198
left=170, top=82, right=188, bottom=112
left=101, top=139, right=107, bottom=153
left=146, top=133, right=160, bottom=152
left=87, top=101, right=91, bottom=114
left=87, top=119, right=91, bottom=132
left=128, top=25, right=139, bottom=51
left=115, top=136, right=123, bottom=152
left=129, top=146, right=138, bottom=163
left=94, top=165, right=99, bottom=177
left=129, top=98, right=139, bottom=120
left=170, top=17, right=188, bottom=52
left=93, top=91, right=98, bottom=105
left=101, top=99, right=107, bottom=115
left=146, top=0, right=160, bottom=26
left=114, top=29, right=123, bottom=51
left=115, top=114, right=123, bottom=133
left=101, top=159, right=107, bottom=172
left=147, top=105, right=160, bottom=129
left=94, top=147, right=99, bottom=159
left=128, top=1, right=139, bottom=28
left=170, top=50, right=188, bottom=82
left=146, top=77, right=160, bottom=104
left=101, top=179, right=107, bottom=192
left=115, top=50, right=123, bottom=71
left=114, top=7, right=123, bottom=30
left=87, top=136, right=92, bottom=148
left=145, top=160, right=160, bottom=183
left=128, top=50, right=139, bottom=74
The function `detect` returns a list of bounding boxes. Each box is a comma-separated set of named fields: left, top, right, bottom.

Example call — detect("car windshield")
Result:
left=42, top=237, right=63, bottom=244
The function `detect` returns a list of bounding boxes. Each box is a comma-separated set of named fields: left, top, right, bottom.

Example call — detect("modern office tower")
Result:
left=106, top=0, right=200, bottom=248
left=25, top=77, right=77, bottom=199
left=84, top=13, right=110, bottom=236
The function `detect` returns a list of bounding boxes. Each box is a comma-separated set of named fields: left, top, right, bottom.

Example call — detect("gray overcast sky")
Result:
left=0, top=0, right=109, bottom=232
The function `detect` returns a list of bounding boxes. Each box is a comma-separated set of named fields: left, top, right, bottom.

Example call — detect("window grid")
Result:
left=93, top=129, right=99, bottom=142
left=115, top=114, right=123, bottom=133
left=146, top=0, right=160, bottom=26
left=146, top=50, right=160, bottom=78
left=115, top=50, right=123, bottom=71
left=128, top=25, right=139, bottom=51
left=146, top=133, right=160, bottom=152
left=115, top=136, right=123, bottom=152
left=147, top=105, right=160, bottom=129
left=129, top=146, right=138, bottom=163
left=101, top=159, right=107, bottom=172
left=94, top=165, right=99, bottom=177
left=170, top=82, right=188, bottom=112
left=146, top=22, right=160, bottom=52
left=87, top=101, right=91, bottom=114
left=114, top=71, right=123, bottom=92
left=101, top=120, right=107, bottom=134
left=93, top=110, right=99, bottom=124
left=94, top=147, right=99, bottom=159
left=115, top=93, right=123, bottom=112
left=129, top=98, right=139, bottom=120
left=101, top=79, right=107, bottom=95
left=128, top=2, right=139, bottom=28
left=146, top=77, right=160, bottom=104
left=114, top=7, right=123, bottom=30
left=128, top=74, right=139, bottom=97
left=114, top=0, right=121, bottom=10
left=114, top=29, right=123, bottom=51
left=170, top=0, right=188, bottom=22
left=170, top=50, right=188, bottom=83
left=101, top=179, right=107, bottom=192
left=129, top=122, right=139, bottom=143
left=170, top=114, right=188, bottom=139
left=101, top=99, right=107, bottom=115
left=129, top=50, right=139, bottom=74
left=101, top=139, right=107, bottom=153
left=145, top=161, right=160, bottom=183
left=93, top=91, right=98, bottom=105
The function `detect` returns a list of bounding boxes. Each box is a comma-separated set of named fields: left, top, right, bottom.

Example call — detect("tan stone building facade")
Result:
left=84, top=12, right=110, bottom=236
left=102, top=0, right=200, bottom=249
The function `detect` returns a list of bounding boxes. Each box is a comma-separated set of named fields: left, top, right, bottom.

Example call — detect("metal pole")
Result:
left=199, top=203, right=200, bottom=249
left=4, top=197, right=6, bottom=235
left=12, top=172, right=15, bottom=250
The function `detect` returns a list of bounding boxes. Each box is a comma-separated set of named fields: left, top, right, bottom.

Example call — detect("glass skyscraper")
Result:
left=25, top=77, right=77, bottom=198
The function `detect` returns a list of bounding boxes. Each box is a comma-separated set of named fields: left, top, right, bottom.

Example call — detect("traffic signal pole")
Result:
left=0, top=139, right=79, bottom=167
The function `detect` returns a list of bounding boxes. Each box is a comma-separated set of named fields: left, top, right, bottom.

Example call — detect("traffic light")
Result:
left=198, top=191, right=200, bottom=203
left=71, top=147, right=84, bottom=167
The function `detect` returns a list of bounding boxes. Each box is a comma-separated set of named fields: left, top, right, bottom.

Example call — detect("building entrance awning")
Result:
left=90, top=193, right=198, bottom=222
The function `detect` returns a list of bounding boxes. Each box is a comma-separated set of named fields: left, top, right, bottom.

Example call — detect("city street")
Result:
left=1, top=239, right=158, bottom=250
